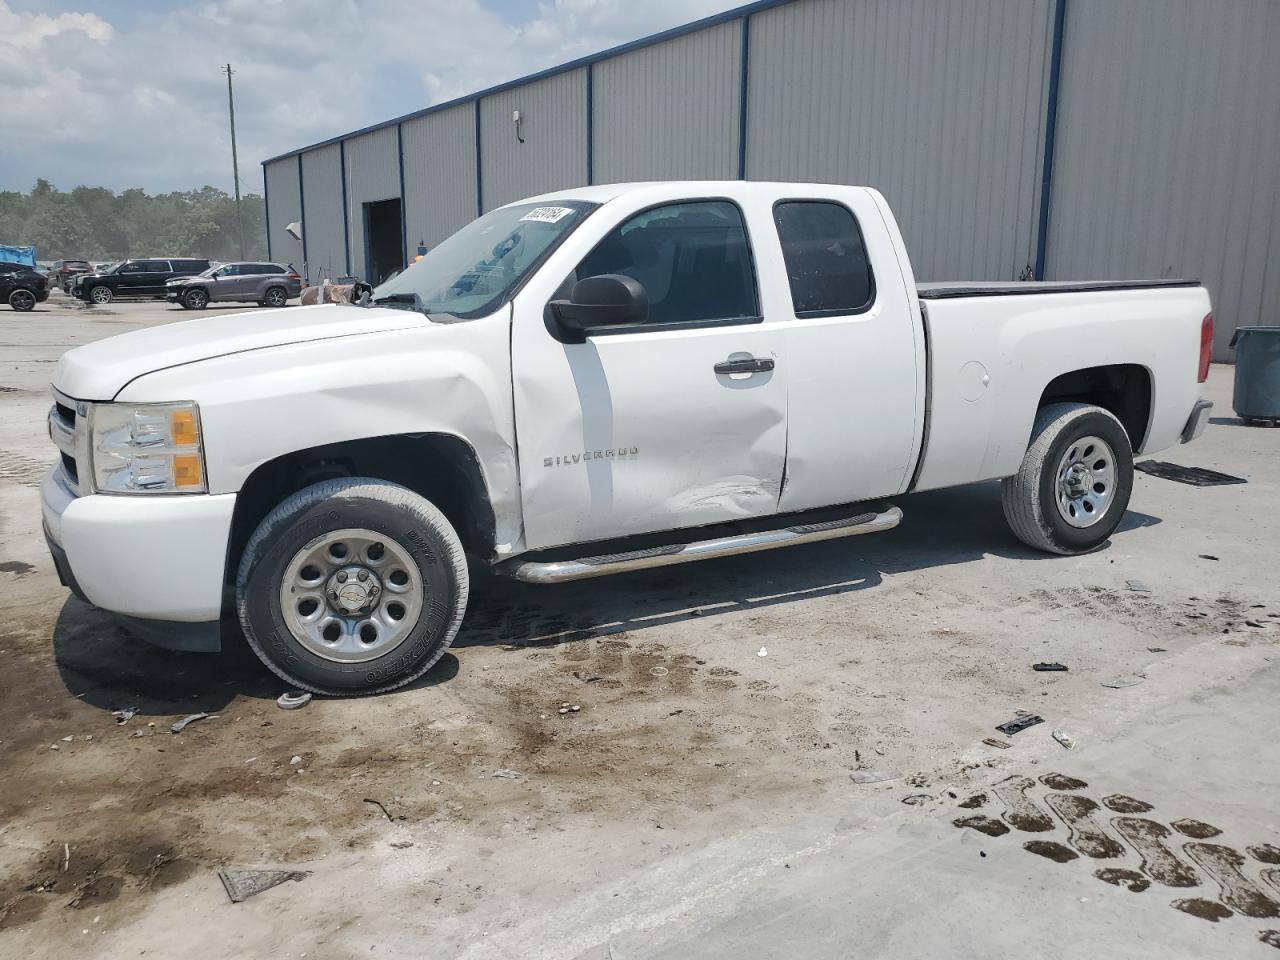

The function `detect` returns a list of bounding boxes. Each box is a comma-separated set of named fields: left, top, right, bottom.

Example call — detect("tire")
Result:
left=183, top=288, right=209, bottom=310
left=261, top=286, right=288, bottom=308
left=88, top=285, right=112, bottom=305
left=8, top=288, right=36, bottom=312
left=236, top=478, right=469, bottom=696
left=1001, top=402, right=1134, bottom=555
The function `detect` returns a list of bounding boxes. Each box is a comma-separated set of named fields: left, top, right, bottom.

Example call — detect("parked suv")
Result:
left=73, top=258, right=210, bottom=304
left=51, top=259, right=91, bottom=291
left=0, top=261, right=49, bottom=311
left=166, top=262, right=302, bottom=309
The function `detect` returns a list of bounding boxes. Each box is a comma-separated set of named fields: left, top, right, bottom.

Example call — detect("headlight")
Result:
left=90, top=401, right=207, bottom=494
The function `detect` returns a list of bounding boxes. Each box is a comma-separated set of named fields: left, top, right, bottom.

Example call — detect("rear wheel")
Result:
left=1002, top=402, right=1134, bottom=554
left=8, top=289, right=36, bottom=312
left=236, top=478, right=469, bottom=696
left=183, top=288, right=209, bottom=310
left=88, top=285, right=112, bottom=305
left=261, top=285, right=288, bottom=308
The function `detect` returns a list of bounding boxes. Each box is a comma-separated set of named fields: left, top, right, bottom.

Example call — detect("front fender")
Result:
left=115, top=314, right=522, bottom=552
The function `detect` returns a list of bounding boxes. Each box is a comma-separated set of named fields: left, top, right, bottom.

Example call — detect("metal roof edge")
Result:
left=261, top=0, right=795, bottom=167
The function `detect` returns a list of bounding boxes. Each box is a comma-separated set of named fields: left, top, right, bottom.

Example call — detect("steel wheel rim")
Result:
left=91, top=287, right=110, bottom=303
left=1055, top=434, right=1116, bottom=528
left=279, top=527, right=424, bottom=663
left=11, top=290, right=34, bottom=310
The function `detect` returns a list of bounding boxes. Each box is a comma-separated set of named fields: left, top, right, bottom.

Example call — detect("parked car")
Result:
left=0, top=260, right=49, bottom=311
left=73, top=258, right=210, bottom=304
left=43, top=181, right=1214, bottom=695
left=50, top=259, right=91, bottom=290
left=166, top=261, right=303, bottom=309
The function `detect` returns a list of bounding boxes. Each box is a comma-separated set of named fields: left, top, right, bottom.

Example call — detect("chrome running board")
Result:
left=501, top=504, right=902, bottom=584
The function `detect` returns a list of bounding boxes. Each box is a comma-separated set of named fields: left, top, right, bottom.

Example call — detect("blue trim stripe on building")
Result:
left=1034, top=0, right=1068, bottom=281
left=474, top=101, right=484, bottom=216
left=737, top=14, right=751, bottom=180
left=297, top=154, right=308, bottom=272
left=339, top=141, right=351, bottom=275
left=586, top=63, right=595, bottom=186
left=397, top=122, right=408, bottom=266
left=261, top=0, right=799, bottom=165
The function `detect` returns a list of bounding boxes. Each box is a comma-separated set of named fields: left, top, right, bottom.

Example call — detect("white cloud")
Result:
left=0, top=0, right=740, bottom=194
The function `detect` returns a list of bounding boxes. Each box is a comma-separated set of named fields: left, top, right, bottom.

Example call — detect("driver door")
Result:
left=512, top=198, right=788, bottom=551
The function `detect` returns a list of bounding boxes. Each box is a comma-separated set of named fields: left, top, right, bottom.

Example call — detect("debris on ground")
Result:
left=218, top=868, right=311, bottom=903
left=362, top=798, right=393, bottom=822
left=1125, top=580, right=1152, bottom=594
left=1032, top=662, right=1068, bottom=672
left=982, top=738, right=1012, bottom=750
left=995, top=715, right=1044, bottom=736
left=1052, top=728, right=1077, bottom=750
left=60, top=735, right=73, bottom=742
left=276, top=691, right=312, bottom=711
left=1199, top=554, right=1219, bottom=561
left=491, top=768, right=522, bottom=779
left=111, top=707, right=138, bottom=725
left=1101, top=675, right=1145, bottom=689
left=901, top=794, right=933, bottom=805
left=1134, top=461, right=1247, bottom=486
left=170, top=712, right=211, bottom=733
left=757, top=647, right=768, bottom=657
left=290, top=755, right=302, bottom=765
left=389, top=841, right=414, bottom=849
left=1148, top=647, right=1168, bottom=653
left=850, top=769, right=902, bottom=784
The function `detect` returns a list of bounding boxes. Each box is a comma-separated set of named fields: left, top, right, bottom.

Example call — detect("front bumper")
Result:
left=42, top=465, right=235, bottom=649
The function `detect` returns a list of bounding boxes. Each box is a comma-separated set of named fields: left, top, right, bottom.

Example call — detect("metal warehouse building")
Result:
left=262, top=0, right=1280, bottom=359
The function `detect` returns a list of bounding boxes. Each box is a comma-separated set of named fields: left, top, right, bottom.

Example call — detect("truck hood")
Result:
left=54, top=303, right=429, bottom=400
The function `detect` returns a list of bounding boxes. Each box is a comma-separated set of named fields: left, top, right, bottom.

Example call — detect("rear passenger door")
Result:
left=771, top=193, right=922, bottom=510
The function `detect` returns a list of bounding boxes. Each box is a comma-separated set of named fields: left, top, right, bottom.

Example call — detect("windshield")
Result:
left=372, top=200, right=596, bottom=318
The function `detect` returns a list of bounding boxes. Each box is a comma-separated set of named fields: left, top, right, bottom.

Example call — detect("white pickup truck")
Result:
left=43, top=181, right=1215, bottom=695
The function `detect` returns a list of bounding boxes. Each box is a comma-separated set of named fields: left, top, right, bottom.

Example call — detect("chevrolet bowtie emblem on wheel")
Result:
left=544, top=448, right=639, bottom=467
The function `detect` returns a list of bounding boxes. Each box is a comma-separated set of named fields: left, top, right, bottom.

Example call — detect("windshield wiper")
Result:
left=371, top=292, right=426, bottom=314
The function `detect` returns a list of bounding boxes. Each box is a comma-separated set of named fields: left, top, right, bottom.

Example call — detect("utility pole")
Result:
left=223, top=63, right=245, bottom=259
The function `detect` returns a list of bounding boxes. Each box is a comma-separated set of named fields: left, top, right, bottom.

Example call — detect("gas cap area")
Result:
left=959, top=361, right=991, bottom=402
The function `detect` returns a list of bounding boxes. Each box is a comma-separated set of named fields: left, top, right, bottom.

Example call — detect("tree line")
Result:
left=0, top=179, right=267, bottom=263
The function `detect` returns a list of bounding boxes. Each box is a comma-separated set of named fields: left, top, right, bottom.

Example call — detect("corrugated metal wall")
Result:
left=300, top=144, right=346, bottom=280
left=746, top=0, right=1054, bottom=282
left=479, top=68, right=588, bottom=211
left=402, top=104, right=478, bottom=250
left=1045, top=0, right=1280, bottom=359
left=591, top=20, right=743, bottom=183
left=343, top=126, right=402, bottom=279
left=263, top=158, right=303, bottom=270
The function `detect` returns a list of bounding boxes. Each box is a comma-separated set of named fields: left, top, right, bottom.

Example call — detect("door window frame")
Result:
left=551, top=197, right=765, bottom=341
left=772, top=198, right=877, bottom=319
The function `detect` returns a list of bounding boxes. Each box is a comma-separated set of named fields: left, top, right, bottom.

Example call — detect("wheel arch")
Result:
left=1038, top=363, right=1153, bottom=452
left=225, top=432, right=497, bottom=589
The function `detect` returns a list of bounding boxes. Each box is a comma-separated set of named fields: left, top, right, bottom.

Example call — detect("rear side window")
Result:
left=138, top=260, right=170, bottom=271
left=773, top=201, right=874, bottom=317
left=172, top=259, right=207, bottom=272
left=577, top=200, right=759, bottom=327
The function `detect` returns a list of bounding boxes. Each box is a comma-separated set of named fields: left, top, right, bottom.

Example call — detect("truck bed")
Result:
left=917, top=279, right=1198, bottom=300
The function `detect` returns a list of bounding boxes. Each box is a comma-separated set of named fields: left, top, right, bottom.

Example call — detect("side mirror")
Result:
left=550, top=274, right=648, bottom=342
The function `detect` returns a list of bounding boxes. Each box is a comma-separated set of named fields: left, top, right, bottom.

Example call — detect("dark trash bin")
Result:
left=1230, top=326, right=1280, bottom=425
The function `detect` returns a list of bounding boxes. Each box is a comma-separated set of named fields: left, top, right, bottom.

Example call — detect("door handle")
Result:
left=714, top=356, right=775, bottom=375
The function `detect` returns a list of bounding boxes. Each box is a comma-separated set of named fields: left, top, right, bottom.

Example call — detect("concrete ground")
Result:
left=0, top=291, right=1277, bottom=959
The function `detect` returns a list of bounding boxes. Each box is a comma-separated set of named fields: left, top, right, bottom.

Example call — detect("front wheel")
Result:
left=236, top=478, right=469, bottom=695
left=8, top=289, right=36, bottom=312
left=1002, top=402, right=1134, bottom=555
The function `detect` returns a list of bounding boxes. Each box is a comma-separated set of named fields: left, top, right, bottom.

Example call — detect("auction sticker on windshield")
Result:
left=520, top=206, right=575, bottom=223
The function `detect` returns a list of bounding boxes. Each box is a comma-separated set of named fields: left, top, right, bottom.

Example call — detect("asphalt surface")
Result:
left=0, top=290, right=1276, bottom=959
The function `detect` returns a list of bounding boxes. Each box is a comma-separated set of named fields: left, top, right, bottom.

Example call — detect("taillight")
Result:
left=1198, top=312, right=1213, bottom=383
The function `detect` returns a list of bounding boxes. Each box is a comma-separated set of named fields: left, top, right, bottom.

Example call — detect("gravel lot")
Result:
left=0, top=290, right=1277, bottom=959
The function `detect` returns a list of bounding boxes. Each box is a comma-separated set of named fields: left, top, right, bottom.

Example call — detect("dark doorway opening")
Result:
left=363, top=198, right=404, bottom=284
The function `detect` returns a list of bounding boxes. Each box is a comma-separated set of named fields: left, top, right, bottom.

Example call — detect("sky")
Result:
left=0, top=0, right=742, bottom=196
